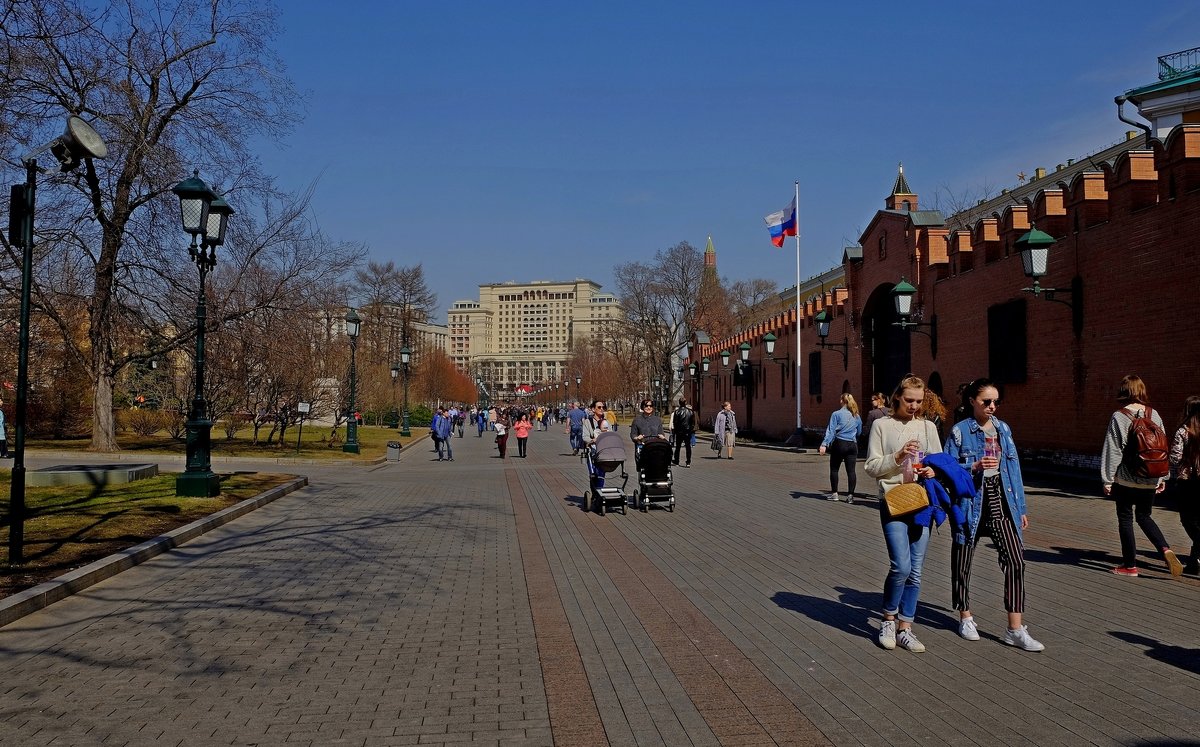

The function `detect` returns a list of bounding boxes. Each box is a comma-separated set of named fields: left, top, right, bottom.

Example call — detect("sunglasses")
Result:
left=595, top=405, right=606, bottom=409
left=981, top=398, right=1000, bottom=406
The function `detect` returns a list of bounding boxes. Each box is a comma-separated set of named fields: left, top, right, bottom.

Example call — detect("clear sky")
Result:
left=258, top=1, right=1200, bottom=317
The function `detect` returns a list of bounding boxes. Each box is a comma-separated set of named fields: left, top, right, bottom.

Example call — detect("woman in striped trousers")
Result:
left=945, top=379, right=1045, bottom=652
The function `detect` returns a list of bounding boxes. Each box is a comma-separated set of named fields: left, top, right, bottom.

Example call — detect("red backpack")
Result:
left=1123, top=407, right=1171, bottom=479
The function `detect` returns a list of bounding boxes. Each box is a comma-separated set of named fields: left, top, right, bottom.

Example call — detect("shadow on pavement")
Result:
left=771, top=586, right=960, bottom=641
left=1109, top=631, right=1200, bottom=676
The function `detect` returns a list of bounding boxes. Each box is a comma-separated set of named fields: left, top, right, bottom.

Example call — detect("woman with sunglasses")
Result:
left=945, top=378, right=1044, bottom=652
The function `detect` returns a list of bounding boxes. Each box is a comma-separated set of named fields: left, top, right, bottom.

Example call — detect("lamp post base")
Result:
left=343, top=418, right=360, bottom=454
left=177, top=416, right=220, bottom=496
left=176, top=470, right=221, bottom=497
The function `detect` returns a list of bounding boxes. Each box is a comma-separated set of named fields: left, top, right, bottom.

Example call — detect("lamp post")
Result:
left=1017, top=223, right=1083, bottom=336
left=173, top=171, right=233, bottom=497
left=390, top=361, right=400, bottom=428
left=890, top=277, right=938, bottom=359
left=400, top=344, right=412, bottom=437
left=652, top=376, right=662, bottom=412
left=7, top=116, right=107, bottom=562
left=343, top=308, right=362, bottom=453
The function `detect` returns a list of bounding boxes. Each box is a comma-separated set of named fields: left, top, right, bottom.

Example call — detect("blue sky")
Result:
left=259, top=1, right=1200, bottom=316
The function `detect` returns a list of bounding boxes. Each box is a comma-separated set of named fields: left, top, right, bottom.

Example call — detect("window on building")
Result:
left=987, top=299, right=1027, bottom=385
left=808, top=351, right=822, bottom=395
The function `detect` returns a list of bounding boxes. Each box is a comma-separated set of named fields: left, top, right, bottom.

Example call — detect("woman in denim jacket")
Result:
left=945, top=379, right=1044, bottom=652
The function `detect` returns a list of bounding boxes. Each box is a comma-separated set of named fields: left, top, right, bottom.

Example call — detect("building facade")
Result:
left=685, top=52, right=1200, bottom=468
left=448, top=279, right=622, bottom=398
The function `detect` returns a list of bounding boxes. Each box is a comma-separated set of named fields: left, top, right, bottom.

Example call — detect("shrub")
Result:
left=125, top=408, right=166, bottom=436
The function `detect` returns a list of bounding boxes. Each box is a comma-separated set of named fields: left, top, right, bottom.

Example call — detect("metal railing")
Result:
left=1159, top=46, right=1200, bottom=81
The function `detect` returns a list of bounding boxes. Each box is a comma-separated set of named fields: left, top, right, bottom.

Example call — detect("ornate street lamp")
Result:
left=343, top=308, right=362, bottom=453
left=1017, top=224, right=1082, bottom=336
left=174, top=172, right=233, bottom=497
left=891, top=277, right=938, bottom=359
left=7, top=116, right=107, bottom=561
left=399, top=344, right=412, bottom=437
left=814, top=309, right=849, bottom=370
left=390, top=361, right=400, bottom=428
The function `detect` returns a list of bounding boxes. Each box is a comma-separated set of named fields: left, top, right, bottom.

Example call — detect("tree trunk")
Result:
left=91, top=369, right=119, bottom=451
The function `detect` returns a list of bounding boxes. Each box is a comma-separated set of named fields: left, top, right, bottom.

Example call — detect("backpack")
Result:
left=1123, top=407, right=1170, bottom=479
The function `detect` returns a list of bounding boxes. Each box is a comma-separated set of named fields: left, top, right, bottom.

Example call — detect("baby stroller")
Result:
left=634, top=439, right=675, bottom=512
left=583, top=431, right=629, bottom=515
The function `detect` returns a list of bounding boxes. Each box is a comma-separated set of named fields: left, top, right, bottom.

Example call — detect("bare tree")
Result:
left=395, top=263, right=436, bottom=351
left=727, top=277, right=779, bottom=330
left=0, top=0, right=365, bottom=450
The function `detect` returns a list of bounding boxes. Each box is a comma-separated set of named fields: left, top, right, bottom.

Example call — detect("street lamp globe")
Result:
left=1016, top=224, right=1055, bottom=278
left=171, top=170, right=216, bottom=237
left=575, top=375, right=582, bottom=386
left=701, top=357, right=710, bottom=373
left=688, top=362, right=698, bottom=377
left=719, top=349, right=731, bottom=367
left=814, top=309, right=831, bottom=339
left=739, top=342, right=751, bottom=362
left=400, top=345, right=411, bottom=365
left=763, top=332, right=777, bottom=356
left=345, top=308, right=361, bottom=338
left=891, top=278, right=917, bottom=317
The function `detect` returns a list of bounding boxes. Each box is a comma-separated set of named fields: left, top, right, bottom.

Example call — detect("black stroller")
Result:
left=634, top=438, right=675, bottom=512
left=583, top=431, right=629, bottom=515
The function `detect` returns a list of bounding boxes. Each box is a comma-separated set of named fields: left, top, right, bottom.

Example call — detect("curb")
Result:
left=0, top=475, right=308, bottom=629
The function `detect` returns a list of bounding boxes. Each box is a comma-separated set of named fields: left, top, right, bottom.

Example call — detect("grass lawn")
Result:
left=27, top=423, right=424, bottom=460
left=0, top=470, right=298, bottom=599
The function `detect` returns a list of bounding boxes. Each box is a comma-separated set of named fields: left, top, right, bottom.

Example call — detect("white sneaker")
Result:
left=958, top=617, right=980, bottom=641
left=846, top=494, right=854, bottom=504
left=1003, top=625, right=1045, bottom=652
left=826, top=492, right=841, bottom=502
left=878, top=619, right=896, bottom=650
left=896, top=628, right=926, bottom=653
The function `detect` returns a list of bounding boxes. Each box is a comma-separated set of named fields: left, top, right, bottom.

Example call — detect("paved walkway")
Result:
left=2, top=429, right=1199, bottom=746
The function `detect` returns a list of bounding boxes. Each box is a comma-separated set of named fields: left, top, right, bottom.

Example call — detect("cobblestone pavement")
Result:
left=2, top=429, right=1198, bottom=746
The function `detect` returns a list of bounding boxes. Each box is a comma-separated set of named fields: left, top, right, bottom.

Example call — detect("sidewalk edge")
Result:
left=0, top=475, right=308, bottom=628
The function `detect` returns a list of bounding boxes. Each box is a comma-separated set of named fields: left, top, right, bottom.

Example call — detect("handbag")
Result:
left=884, top=482, right=930, bottom=518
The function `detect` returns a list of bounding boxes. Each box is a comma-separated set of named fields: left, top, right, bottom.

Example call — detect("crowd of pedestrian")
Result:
left=404, top=369, right=1199, bottom=661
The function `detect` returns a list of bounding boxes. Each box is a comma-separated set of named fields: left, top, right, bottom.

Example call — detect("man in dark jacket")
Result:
left=672, top=398, right=696, bottom=467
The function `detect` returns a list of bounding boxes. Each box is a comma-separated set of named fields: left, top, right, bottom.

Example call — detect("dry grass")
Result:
left=0, top=471, right=296, bottom=598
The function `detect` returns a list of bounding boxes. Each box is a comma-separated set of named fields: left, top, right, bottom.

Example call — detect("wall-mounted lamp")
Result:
left=1017, top=224, right=1082, bottom=337
left=891, top=278, right=938, bottom=358
left=814, top=309, right=849, bottom=370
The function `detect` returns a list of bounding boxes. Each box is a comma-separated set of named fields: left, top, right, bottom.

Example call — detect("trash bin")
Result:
left=387, top=441, right=402, bottom=461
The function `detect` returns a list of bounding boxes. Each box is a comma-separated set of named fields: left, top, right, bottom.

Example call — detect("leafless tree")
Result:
left=726, top=277, right=779, bottom=330
left=0, top=0, right=364, bottom=450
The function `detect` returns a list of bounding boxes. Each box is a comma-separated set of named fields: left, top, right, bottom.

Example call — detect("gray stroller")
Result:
left=583, top=430, right=629, bottom=515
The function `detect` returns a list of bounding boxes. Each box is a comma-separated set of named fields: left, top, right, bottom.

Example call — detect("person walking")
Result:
left=432, top=407, right=454, bottom=461
left=476, top=405, right=487, bottom=437
left=1170, top=396, right=1200, bottom=574
left=865, top=375, right=941, bottom=653
left=1100, top=374, right=1182, bottom=577
left=945, top=379, right=1044, bottom=652
left=567, top=401, right=586, bottom=456
left=582, top=400, right=613, bottom=491
left=819, top=393, right=863, bottom=503
left=513, top=412, right=532, bottom=458
left=629, top=399, right=667, bottom=460
left=713, top=401, right=738, bottom=460
left=494, top=415, right=509, bottom=459
left=672, top=398, right=696, bottom=467
left=0, top=396, right=7, bottom=458
left=863, top=392, right=888, bottom=451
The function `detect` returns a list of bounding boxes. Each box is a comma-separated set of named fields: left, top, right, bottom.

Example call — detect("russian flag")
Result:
left=764, top=198, right=797, bottom=247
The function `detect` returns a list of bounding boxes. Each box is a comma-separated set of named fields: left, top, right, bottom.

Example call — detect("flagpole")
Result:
left=793, top=180, right=803, bottom=439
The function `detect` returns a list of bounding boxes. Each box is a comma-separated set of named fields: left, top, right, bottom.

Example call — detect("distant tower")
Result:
left=703, top=235, right=718, bottom=281
left=885, top=162, right=918, bottom=211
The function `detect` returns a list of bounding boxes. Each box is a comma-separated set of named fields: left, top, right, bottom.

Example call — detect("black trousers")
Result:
left=828, top=438, right=857, bottom=495
left=674, top=432, right=693, bottom=465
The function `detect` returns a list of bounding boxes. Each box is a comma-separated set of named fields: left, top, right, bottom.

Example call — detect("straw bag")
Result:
left=884, top=482, right=929, bottom=518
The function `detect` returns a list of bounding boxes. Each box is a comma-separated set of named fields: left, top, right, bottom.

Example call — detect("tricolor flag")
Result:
left=764, top=198, right=797, bottom=247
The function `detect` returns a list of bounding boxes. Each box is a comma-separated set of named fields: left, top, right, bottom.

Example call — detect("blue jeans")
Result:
left=882, top=518, right=930, bottom=623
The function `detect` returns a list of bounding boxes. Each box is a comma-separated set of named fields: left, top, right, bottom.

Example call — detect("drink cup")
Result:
left=913, top=449, right=926, bottom=471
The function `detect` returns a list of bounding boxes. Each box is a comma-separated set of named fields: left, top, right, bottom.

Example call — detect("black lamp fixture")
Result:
left=891, top=278, right=938, bottom=358
left=174, top=171, right=233, bottom=497
left=762, top=333, right=790, bottom=368
left=1017, top=223, right=1082, bottom=336
left=719, top=349, right=731, bottom=367
left=813, top=309, right=849, bottom=370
